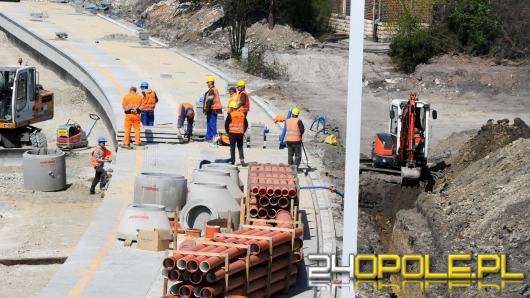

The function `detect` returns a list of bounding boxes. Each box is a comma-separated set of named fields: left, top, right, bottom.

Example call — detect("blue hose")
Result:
left=299, top=185, right=344, bottom=198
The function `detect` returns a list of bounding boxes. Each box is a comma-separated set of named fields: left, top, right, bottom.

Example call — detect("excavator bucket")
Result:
left=401, top=166, right=421, bottom=181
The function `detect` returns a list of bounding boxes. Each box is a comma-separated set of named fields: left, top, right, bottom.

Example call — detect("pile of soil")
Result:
left=387, top=120, right=530, bottom=297
left=448, top=118, right=530, bottom=174
left=246, top=21, right=318, bottom=51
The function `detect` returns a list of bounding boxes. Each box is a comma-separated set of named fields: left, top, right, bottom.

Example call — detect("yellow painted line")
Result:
left=0, top=4, right=146, bottom=297
left=0, top=4, right=126, bottom=95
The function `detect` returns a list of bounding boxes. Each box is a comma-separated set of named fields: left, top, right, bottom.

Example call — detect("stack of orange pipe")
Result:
left=248, top=163, right=298, bottom=222
left=161, top=211, right=303, bottom=298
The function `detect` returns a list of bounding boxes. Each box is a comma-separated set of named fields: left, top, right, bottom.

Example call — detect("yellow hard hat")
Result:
left=229, top=101, right=239, bottom=109
left=291, top=108, right=300, bottom=116
left=237, top=80, right=246, bottom=87
left=206, top=76, right=215, bottom=83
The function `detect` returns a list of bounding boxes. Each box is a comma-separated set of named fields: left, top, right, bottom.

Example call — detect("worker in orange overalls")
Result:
left=236, top=80, right=250, bottom=117
left=140, top=82, right=158, bottom=126
left=178, top=102, right=195, bottom=142
left=90, top=136, right=112, bottom=196
left=203, top=76, right=222, bottom=142
left=225, top=101, right=248, bottom=166
left=121, top=86, right=144, bottom=148
left=285, top=108, right=304, bottom=168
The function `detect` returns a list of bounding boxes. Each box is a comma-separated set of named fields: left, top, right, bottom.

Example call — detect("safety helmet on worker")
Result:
left=229, top=101, right=239, bottom=109
left=291, top=108, right=300, bottom=116
left=206, top=76, right=215, bottom=83
left=237, top=80, right=245, bottom=87
left=97, top=136, right=107, bottom=143
left=140, top=82, right=149, bottom=88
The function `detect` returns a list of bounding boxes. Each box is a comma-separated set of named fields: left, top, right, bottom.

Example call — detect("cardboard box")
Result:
left=136, top=229, right=171, bottom=251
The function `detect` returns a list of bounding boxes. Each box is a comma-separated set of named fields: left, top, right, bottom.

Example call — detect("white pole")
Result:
left=341, top=0, right=364, bottom=296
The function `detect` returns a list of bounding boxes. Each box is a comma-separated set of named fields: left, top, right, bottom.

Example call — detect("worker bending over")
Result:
left=236, top=80, right=250, bottom=116
left=178, top=102, right=195, bottom=142
left=285, top=108, right=305, bottom=168
left=122, top=86, right=144, bottom=148
left=140, top=82, right=158, bottom=126
left=203, top=76, right=222, bottom=142
left=225, top=101, right=248, bottom=166
left=90, top=137, right=112, bottom=196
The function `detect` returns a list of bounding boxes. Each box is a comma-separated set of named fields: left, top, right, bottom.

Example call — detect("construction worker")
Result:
left=140, top=82, right=158, bottom=126
left=203, top=76, right=222, bottom=141
left=285, top=108, right=305, bottom=168
left=90, top=136, right=112, bottom=196
left=225, top=101, right=248, bottom=166
left=121, top=86, right=144, bottom=148
left=227, top=87, right=238, bottom=109
left=178, top=102, right=195, bottom=141
left=236, top=80, right=250, bottom=116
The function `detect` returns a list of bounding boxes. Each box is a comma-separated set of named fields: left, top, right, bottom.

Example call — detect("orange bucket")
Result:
left=205, top=225, right=221, bottom=240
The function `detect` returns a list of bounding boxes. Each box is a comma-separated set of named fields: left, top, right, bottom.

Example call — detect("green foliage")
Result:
left=245, top=47, right=288, bottom=80
left=445, top=0, right=501, bottom=55
left=274, top=0, right=331, bottom=35
left=222, top=0, right=249, bottom=57
left=389, top=14, right=442, bottom=73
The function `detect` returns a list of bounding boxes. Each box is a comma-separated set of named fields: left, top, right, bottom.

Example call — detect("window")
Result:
left=28, top=69, right=35, bottom=102
left=390, top=105, right=399, bottom=135
left=16, top=72, right=28, bottom=112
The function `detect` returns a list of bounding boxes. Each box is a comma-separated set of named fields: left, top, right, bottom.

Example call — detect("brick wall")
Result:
left=329, top=13, right=350, bottom=34
left=364, top=0, right=433, bottom=23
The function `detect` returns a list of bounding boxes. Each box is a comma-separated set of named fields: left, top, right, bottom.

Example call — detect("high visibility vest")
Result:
left=229, top=111, right=245, bottom=134
left=91, top=146, right=111, bottom=168
left=142, top=91, right=157, bottom=111
left=204, top=87, right=222, bottom=111
left=285, top=118, right=302, bottom=142
left=237, top=90, right=250, bottom=113
left=228, top=94, right=238, bottom=109
left=122, top=92, right=143, bottom=112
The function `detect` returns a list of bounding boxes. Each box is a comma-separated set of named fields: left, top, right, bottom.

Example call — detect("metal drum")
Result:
left=22, top=148, right=66, bottom=191
left=134, top=172, right=187, bottom=211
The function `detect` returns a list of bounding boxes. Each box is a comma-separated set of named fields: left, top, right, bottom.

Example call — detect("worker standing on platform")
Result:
left=225, top=101, right=248, bottom=166
left=285, top=108, right=304, bottom=168
left=203, top=76, right=222, bottom=142
left=178, top=102, right=195, bottom=142
left=90, top=136, right=112, bottom=196
left=236, top=80, right=250, bottom=117
left=121, top=86, right=144, bottom=148
left=139, top=82, right=158, bottom=126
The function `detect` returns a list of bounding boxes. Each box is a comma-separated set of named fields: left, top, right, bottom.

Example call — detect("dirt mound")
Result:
left=246, top=21, right=318, bottom=51
left=449, top=118, right=530, bottom=173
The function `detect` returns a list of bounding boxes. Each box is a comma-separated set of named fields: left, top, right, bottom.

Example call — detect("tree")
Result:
left=223, top=0, right=249, bottom=57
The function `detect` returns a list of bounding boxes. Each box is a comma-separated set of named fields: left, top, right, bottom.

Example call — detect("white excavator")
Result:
left=0, top=63, right=54, bottom=148
left=361, top=93, right=438, bottom=183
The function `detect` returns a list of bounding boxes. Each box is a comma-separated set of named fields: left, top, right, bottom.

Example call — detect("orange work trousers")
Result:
left=123, top=114, right=142, bottom=145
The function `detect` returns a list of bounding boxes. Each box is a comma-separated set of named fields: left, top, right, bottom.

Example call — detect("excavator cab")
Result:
left=372, top=93, right=437, bottom=182
left=0, top=66, right=54, bottom=148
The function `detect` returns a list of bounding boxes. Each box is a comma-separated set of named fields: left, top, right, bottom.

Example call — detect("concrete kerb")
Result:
left=0, top=9, right=118, bottom=146
left=95, top=14, right=337, bottom=255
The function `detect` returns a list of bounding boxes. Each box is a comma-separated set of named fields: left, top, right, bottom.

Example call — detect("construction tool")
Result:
left=362, top=92, right=438, bottom=183
left=301, top=142, right=313, bottom=176
left=56, top=114, right=100, bottom=150
left=0, top=63, right=54, bottom=148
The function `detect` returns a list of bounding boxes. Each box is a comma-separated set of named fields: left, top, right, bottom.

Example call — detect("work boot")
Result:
left=89, top=190, right=96, bottom=195
left=135, top=143, right=145, bottom=147
left=120, top=144, right=132, bottom=149
left=100, top=188, right=106, bottom=198
left=240, top=159, right=248, bottom=167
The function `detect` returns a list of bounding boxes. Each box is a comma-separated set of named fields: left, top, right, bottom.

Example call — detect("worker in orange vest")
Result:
left=90, top=136, right=112, bottom=196
left=285, top=108, right=305, bottom=167
left=236, top=80, right=250, bottom=116
left=227, top=87, right=238, bottom=109
left=203, top=76, right=222, bottom=142
left=225, top=101, right=248, bottom=166
left=178, top=102, right=195, bottom=141
left=140, top=82, right=158, bottom=126
left=121, top=86, right=144, bottom=148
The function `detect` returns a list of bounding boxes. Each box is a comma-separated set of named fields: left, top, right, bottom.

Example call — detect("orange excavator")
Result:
left=361, top=93, right=437, bottom=183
